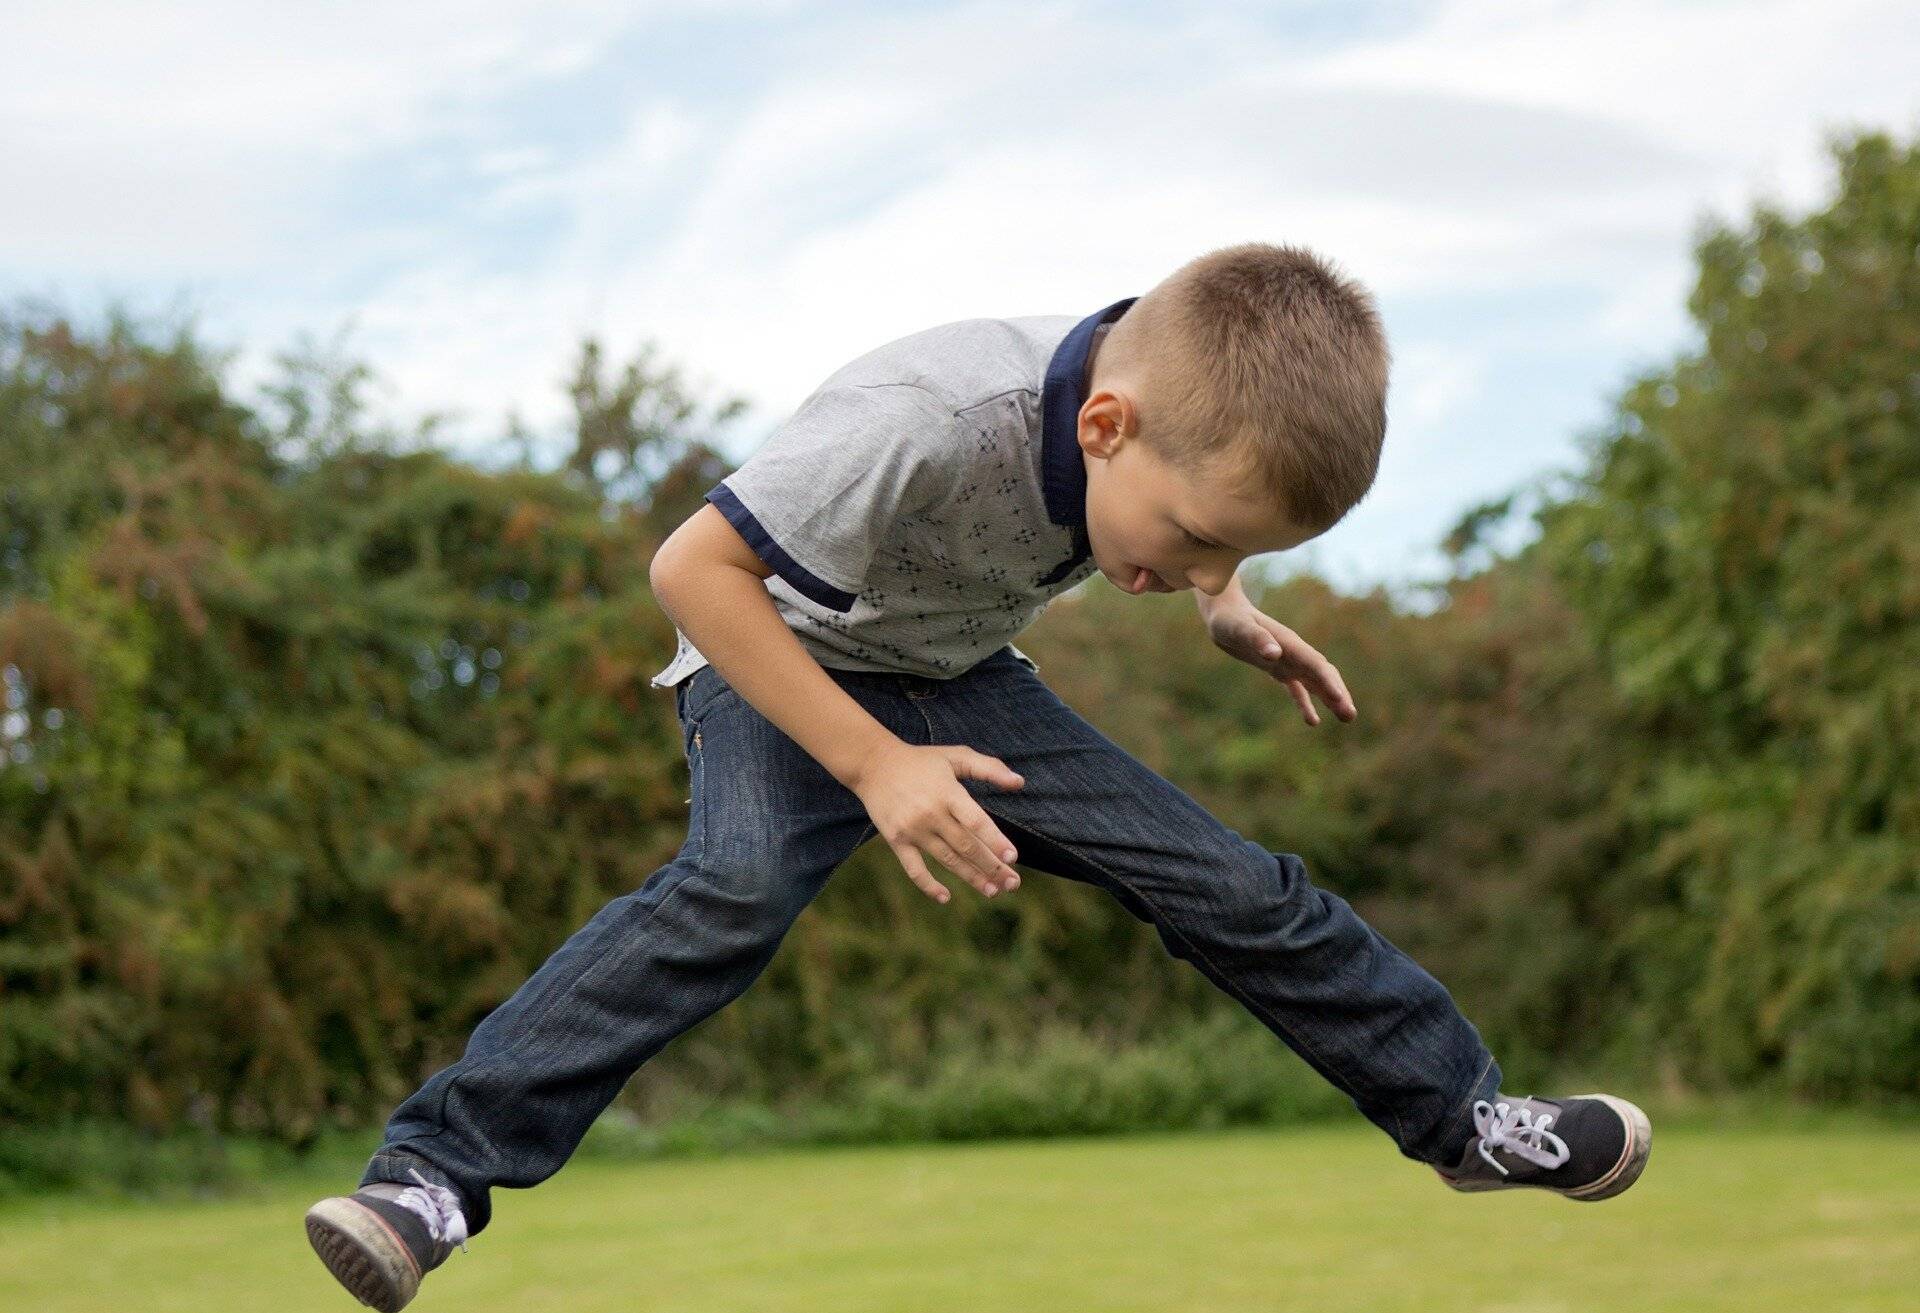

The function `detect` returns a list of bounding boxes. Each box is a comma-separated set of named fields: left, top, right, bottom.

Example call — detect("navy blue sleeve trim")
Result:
left=706, top=482, right=859, bottom=614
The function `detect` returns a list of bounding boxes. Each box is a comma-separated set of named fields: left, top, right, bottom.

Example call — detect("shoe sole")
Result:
left=305, top=1196, right=421, bottom=1312
left=1436, top=1093, right=1652, bottom=1201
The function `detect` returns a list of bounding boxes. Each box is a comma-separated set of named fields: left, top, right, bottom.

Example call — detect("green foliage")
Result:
left=3, top=127, right=1916, bottom=1167
left=0, top=1118, right=367, bottom=1201
left=0, top=308, right=696, bottom=1139
left=1534, top=128, right=1920, bottom=1097
left=579, top=1012, right=1354, bottom=1162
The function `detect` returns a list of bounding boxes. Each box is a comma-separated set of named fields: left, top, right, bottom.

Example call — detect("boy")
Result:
left=306, top=243, right=1651, bottom=1311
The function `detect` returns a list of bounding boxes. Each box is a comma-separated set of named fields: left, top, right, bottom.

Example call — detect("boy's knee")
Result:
left=683, top=844, right=815, bottom=931
left=1209, top=847, right=1339, bottom=936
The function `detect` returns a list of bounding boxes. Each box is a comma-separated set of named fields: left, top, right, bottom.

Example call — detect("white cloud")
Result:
left=0, top=0, right=758, bottom=270
left=1301, top=0, right=1919, bottom=163
left=478, top=4, right=1695, bottom=427
left=1299, top=0, right=1920, bottom=248
left=7, top=0, right=1918, bottom=583
left=473, top=145, right=556, bottom=180
left=1392, top=342, right=1493, bottom=435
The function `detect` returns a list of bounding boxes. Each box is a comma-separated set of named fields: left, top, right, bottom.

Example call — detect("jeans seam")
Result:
left=415, top=851, right=710, bottom=1169
left=1436, top=1051, right=1498, bottom=1164
left=386, top=675, right=886, bottom=1190
left=365, top=1149, right=454, bottom=1193
left=691, top=712, right=707, bottom=868
left=955, top=679, right=1406, bottom=1141
left=981, top=806, right=1408, bottom=1149
left=683, top=666, right=737, bottom=727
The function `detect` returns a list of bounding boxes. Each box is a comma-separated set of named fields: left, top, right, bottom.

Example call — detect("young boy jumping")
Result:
left=306, top=243, right=1651, bottom=1311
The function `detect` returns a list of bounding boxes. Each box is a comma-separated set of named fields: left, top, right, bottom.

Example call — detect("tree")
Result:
left=1536, top=129, right=1920, bottom=1096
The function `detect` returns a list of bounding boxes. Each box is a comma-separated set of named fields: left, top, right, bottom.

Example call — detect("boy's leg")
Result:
left=920, top=651, right=1501, bottom=1167
left=359, top=664, right=885, bottom=1235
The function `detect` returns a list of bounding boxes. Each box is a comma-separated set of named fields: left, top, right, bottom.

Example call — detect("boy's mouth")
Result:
left=1125, top=565, right=1176, bottom=594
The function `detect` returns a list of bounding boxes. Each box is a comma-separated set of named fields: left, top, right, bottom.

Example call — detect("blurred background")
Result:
left=2, top=3, right=1916, bottom=1309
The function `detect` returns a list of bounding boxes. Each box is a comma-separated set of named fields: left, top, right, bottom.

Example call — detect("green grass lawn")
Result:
left=2, top=1120, right=1915, bottom=1312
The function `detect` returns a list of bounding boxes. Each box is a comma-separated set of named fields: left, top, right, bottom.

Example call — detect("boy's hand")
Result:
left=848, top=742, right=1026, bottom=905
left=1203, top=602, right=1357, bottom=727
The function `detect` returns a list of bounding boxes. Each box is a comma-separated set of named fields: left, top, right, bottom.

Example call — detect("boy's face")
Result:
left=1076, top=388, right=1319, bottom=598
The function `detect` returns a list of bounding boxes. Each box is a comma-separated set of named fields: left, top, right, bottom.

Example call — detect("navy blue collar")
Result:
left=1041, top=296, right=1137, bottom=529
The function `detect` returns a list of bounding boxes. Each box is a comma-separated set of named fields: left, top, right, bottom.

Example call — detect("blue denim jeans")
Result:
left=364, top=646, right=1501, bottom=1233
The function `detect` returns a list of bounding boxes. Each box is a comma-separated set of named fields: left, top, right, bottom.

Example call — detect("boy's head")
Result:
left=1077, top=242, right=1389, bottom=597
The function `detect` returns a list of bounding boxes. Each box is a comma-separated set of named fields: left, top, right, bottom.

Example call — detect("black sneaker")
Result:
left=1434, top=1092, right=1652, bottom=1201
left=305, top=1169, right=469, bottom=1311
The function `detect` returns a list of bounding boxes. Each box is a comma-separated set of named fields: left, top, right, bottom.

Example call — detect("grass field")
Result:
left=2, top=1118, right=1915, bottom=1312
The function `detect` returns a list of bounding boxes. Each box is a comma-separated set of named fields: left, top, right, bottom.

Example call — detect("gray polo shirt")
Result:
left=648, top=296, right=1139, bottom=690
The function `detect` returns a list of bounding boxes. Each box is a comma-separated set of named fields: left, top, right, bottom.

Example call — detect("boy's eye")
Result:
left=1184, top=527, right=1213, bottom=548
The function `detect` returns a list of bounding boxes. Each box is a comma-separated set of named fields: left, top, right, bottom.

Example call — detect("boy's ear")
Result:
left=1078, top=391, right=1132, bottom=457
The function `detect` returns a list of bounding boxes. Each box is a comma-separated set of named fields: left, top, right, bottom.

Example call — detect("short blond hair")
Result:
left=1101, top=242, right=1389, bottom=531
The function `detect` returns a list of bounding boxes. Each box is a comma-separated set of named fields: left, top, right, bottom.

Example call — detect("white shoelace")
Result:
left=396, top=1168, right=470, bottom=1252
left=1472, top=1098, right=1571, bottom=1175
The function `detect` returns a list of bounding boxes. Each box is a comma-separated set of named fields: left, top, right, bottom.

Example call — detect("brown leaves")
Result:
left=0, top=600, right=93, bottom=716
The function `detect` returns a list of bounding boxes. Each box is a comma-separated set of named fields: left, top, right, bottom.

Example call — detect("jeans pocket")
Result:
left=679, top=664, right=737, bottom=729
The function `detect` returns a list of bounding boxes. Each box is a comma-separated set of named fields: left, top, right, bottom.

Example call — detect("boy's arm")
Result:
left=1192, top=565, right=1357, bottom=725
left=649, top=504, right=1028, bottom=906
left=650, top=503, right=898, bottom=791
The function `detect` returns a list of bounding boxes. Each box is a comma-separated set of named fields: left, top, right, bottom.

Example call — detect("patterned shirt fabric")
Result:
left=648, top=296, right=1139, bottom=690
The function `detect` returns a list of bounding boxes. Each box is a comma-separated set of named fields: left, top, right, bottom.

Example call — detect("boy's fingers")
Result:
left=952, top=799, right=1022, bottom=883
left=1286, top=678, right=1319, bottom=725
left=1286, top=648, right=1353, bottom=721
left=927, top=829, right=1007, bottom=897
left=986, top=752, right=1026, bottom=790
left=951, top=747, right=1025, bottom=792
left=1315, top=659, right=1348, bottom=701
left=1319, top=664, right=1354, bottom=716
left=940, top=820, right=1018, bottom=893
left=892, top=843, right=951, bottom=904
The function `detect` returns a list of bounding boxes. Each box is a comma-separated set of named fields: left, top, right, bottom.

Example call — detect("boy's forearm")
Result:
left=652, top=560, right=905, bottom=791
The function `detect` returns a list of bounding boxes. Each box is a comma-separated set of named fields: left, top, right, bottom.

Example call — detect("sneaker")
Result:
left=1434, top=1092, right=1652, bottom=1201
left=305, top=1168, right=469, bottom=1311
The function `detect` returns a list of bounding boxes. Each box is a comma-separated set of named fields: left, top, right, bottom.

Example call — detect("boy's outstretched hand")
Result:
left=848, top=741, right=1026, bottom=905
left=1203, top=602, right=1357, bottom=727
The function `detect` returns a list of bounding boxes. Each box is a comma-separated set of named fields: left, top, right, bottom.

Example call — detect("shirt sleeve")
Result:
left=704, top=382, right=957, bottom=613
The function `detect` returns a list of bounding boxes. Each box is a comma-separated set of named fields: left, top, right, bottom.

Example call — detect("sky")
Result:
left=5, top=0, right=1918, bottom=591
